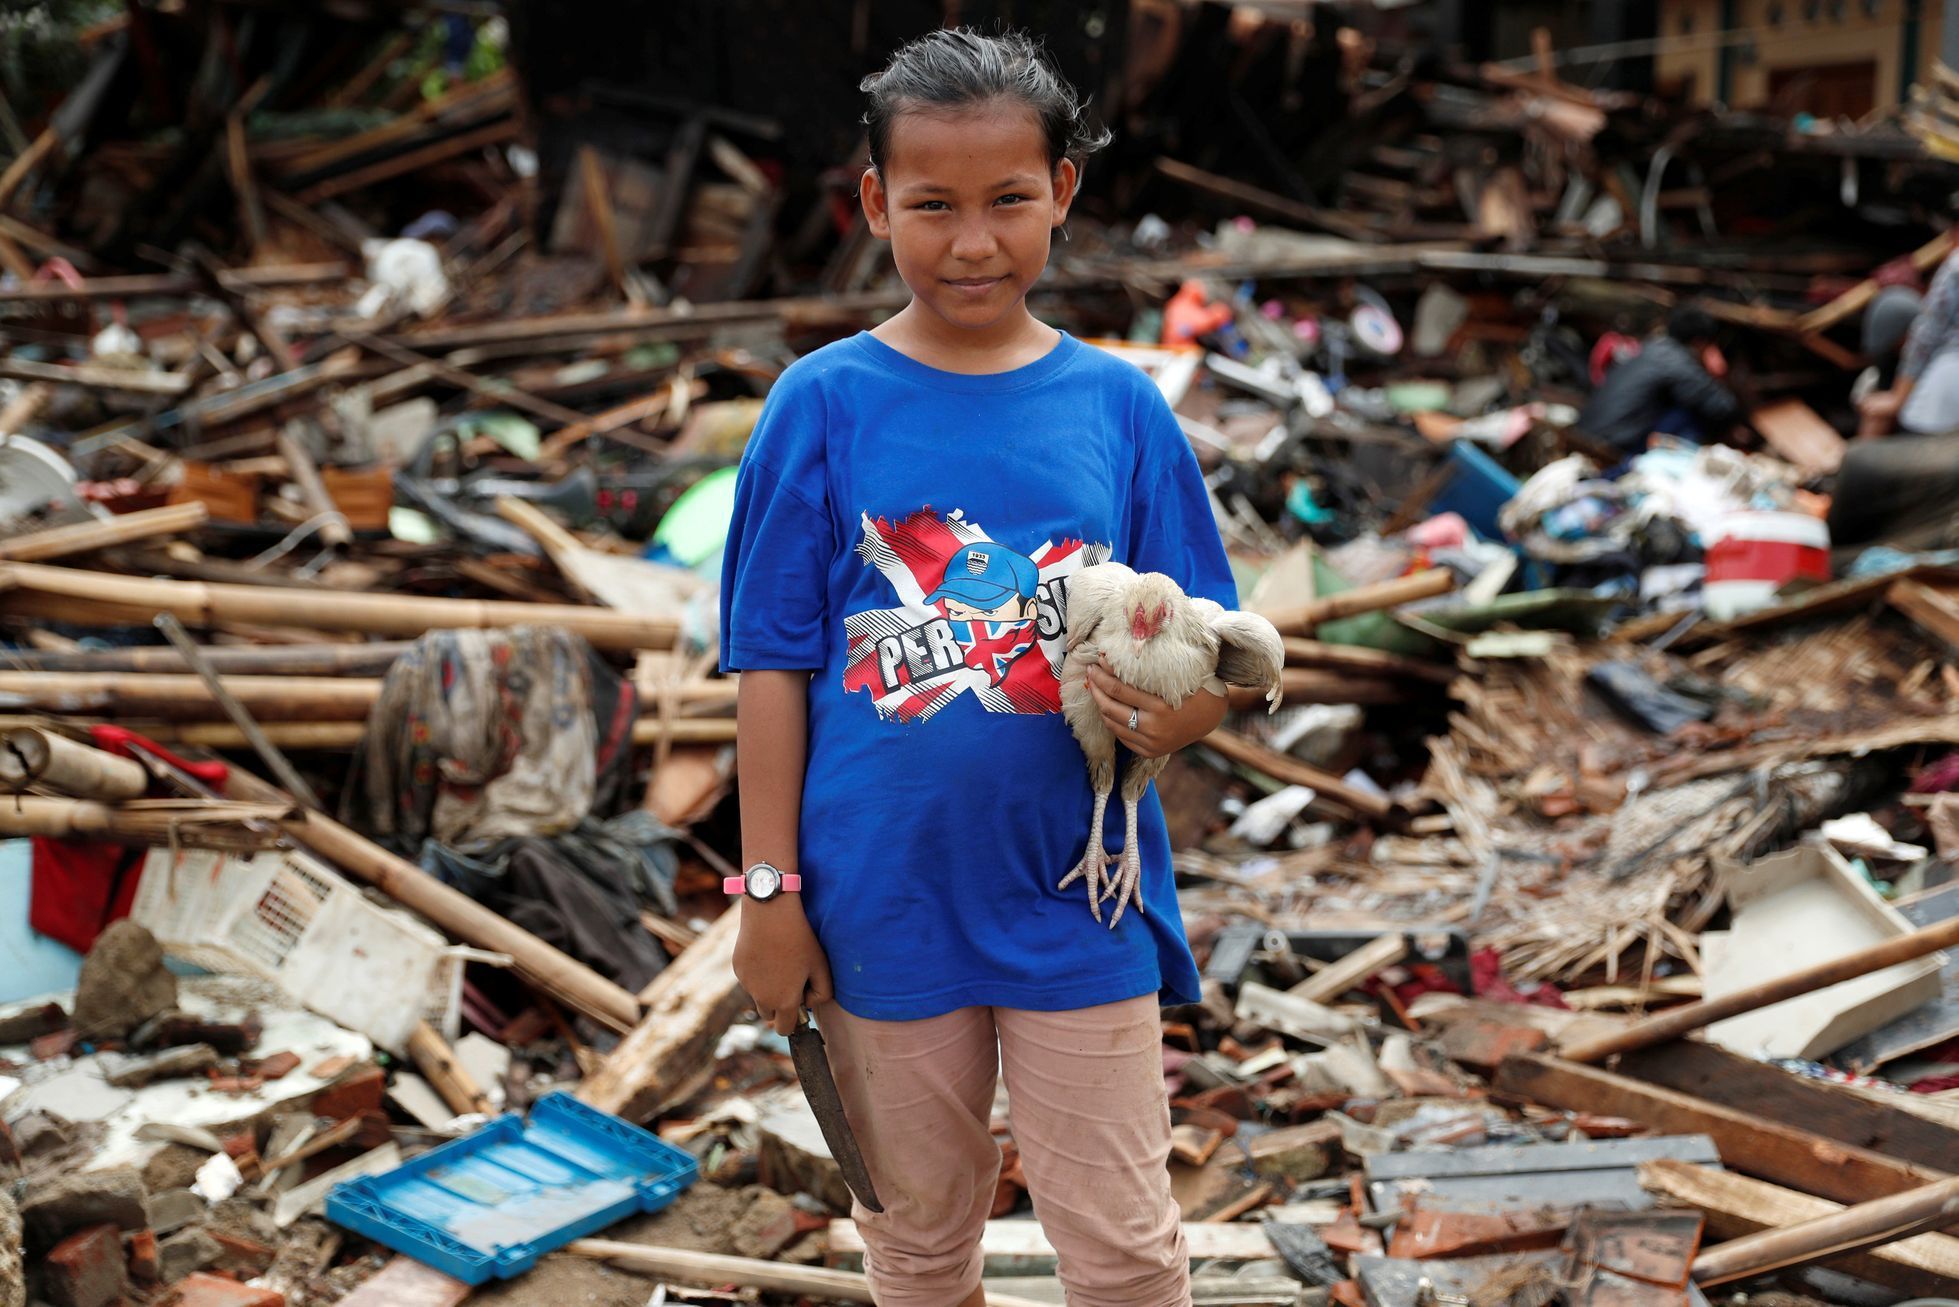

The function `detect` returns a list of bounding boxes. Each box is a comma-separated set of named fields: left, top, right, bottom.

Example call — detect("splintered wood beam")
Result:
left=1496, top=1054, right=1949, bottom=1206
left=577, top=908, right=744, bottom=1123
left=1640, top=1159, right=1959, bottom=1296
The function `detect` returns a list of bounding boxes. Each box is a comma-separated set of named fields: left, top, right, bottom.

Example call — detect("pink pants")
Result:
left=817, top=995, right=1191, bottom=1307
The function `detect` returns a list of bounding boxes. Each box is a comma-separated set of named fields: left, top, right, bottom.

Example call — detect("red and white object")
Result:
left=1703, top=510, right=1830, bottom=621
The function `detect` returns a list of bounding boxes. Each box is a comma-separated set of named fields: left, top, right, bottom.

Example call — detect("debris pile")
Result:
left=6, top=4, right=1959, bottom=1307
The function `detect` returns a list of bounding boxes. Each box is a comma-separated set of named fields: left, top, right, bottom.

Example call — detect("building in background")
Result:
left=1655, top=0, right=1943, bottom=116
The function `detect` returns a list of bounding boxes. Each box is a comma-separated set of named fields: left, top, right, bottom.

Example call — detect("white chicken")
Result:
left=1056, top=563, right=1285, bottom=927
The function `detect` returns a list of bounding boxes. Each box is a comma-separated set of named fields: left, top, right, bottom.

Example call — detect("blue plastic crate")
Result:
left=324, top=1092, right=698, bottom=1284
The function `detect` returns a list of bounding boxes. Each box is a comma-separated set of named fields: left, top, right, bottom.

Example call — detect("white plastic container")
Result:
left=1702, top=510, right=1830, bottom=621
left=132, top=846, right=468, bottom=1053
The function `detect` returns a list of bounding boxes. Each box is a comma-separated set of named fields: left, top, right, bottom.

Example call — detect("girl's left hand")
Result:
left=1085, top=661, right=1228, bottom=759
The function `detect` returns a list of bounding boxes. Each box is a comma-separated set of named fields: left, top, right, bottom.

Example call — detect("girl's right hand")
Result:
left=733, top=896, right=835, bottom=1036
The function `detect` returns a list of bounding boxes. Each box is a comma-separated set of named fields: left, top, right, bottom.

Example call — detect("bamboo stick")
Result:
left=135, top=717, right=739, bottom=750
left=155, top=612, right=324, bottom=811
left=0, top=503, right=210, bottom=563
left=407, top=1021, right=494, bottom=1117
left=1, top=641, right=414, bottom=675
left=0, top=726, right=147, bottom=799
left=0, top=672, right=381, bottom=720
left=1692, top=1174, right=1959, bottom=1285
left=1256, top=568, right=1456, bottom=636
left=273, top=429, right=352, bottom=548
left=567, top=1239, right=1054, bottom=1307
left=1561, top=914, right=1959, bottom=1064
left=0, top=673, right=739, bottom=722
left=0, top=561, right=677, bottom=650
left=1203, top=727, right=1395, bottom=822
left=214, top=766, right=642, bottom=1032
left=0, top=796, right=289, bottom=848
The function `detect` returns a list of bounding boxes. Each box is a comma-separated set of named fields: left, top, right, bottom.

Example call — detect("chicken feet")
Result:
left=1098, top=791, right=1148, bottom=928
left=1057, top=785, right=1119, bottom=922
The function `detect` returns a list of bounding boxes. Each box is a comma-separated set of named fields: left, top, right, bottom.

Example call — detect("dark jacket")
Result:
left=1575, top=336, right=1740, bottom=454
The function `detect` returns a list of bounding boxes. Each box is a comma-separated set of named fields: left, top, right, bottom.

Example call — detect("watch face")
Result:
left=748, top=865, right=782, bottom=899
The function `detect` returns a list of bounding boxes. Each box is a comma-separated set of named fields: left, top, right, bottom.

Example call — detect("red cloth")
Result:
left=1389, top=948, right=1569, bottom=1010
left=28, top=837, right=144, bottom=953
left=1909, top=752, right=1959, bottom=794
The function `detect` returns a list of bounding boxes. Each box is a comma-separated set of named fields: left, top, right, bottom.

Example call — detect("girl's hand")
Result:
left=733, top=896, right=834, bottom=1036
left=1085, top=661, right=1228, bottom=760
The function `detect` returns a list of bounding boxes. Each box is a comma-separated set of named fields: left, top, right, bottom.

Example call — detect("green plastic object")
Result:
left=1309, top=555, right=1448, bottom=659
left=652, top=466, right=739, bottom=568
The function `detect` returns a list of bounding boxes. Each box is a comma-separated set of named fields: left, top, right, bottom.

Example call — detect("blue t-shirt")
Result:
left=718, top=329, right=1238, bottom=1021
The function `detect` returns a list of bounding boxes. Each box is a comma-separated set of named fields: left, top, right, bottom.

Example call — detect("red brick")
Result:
left=209, top=1230, right=275, bottom=1276
left=220, top=1132, right=257, bottom=1159
left=247, top=1051, right=300, bottom=1080
left=128, top=1228, right=160, bottom=1283
left=332, top=1257, right=471, bottom=1307
left=163, top=1272, right=285, bottom=1307
left=47, top=1222, right=128, bottom=1307
left=207, top=1075, right=264, bottom=1095
left=307, top=1054, right=354, bottom=1079
left=309, top=1063, right=383, bottom=1121
left=31, top=1028, right=79, bottom=1060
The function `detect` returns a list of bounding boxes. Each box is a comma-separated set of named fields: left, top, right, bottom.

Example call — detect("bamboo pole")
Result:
left=1203, top=727, right=1395, bottom=822
left=0, top=672, right=381, bottom=720
left=407, top=1021, right=494, bottom=1117
left=0, top=561, right=677, bottom=650
left=0, top=675, right=737, bottom=725
left=568, top=1240, right=1054, bottom=1307
left=1561, top=914, right=1959, bottom=1064
left=1256, top=568, right=1456, bottom=636
left=273, top=429, right=353, bottom=548
left=0, top=796, right=289, bottom=848
left=1, top=642, right=414, bottom=675
left=1281, top=635, right=1457, bottom=683
left=0, top=726, right=147, bottom=799
left=216, top=767, right=642, bottom=1033
left=106, top=717, right=737, bottom=752
left=0, top=503, right=209, bottom=563
left=1692, top=1175, right=1959, bottom=1285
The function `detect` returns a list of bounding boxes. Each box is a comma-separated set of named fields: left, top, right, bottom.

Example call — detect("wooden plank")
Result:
left=825, top=1218, right=1272, bottom=1269
left=572, top=1239, right=1053, bottom=1307
left=1798, top=229, right=1956, bottom=336
left=1834, top=885, right=1959, bottom=1070
left=578, top=909, right=743, bottom=1122
left=1616, top=1038, right=1959, bottom=1164
left=1366, top=1135, right=1720, bottom=1218
left=1749, top=398, right=1847, bottom=478
left=1494, top=1053, right=1950, bottom=1205
left=0, top=503, right=208, bottom=563
left=1289, top=932, right=1409, bottom=1003
left=1890, top=578, right=1959, bottom=652
left=1640, top=1159, right=1959, bottom=1296
left=0, top=358, right=190, bottom=395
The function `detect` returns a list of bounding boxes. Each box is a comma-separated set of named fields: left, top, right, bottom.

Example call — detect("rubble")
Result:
left=5, top=3, right=1959, bottom=1305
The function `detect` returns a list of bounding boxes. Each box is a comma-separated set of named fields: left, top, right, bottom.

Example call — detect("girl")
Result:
left=720, top=28, right=1236, bottom=1307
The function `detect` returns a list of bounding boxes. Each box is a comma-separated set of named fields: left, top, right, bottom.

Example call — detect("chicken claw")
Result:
left=1058, top=843, right=1117, bottom=922
left=1058, top=787, right=1116, bottom=921
left=1100, top=794, right=1149, bottom=928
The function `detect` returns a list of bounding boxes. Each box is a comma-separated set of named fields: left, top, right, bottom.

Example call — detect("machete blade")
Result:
left=788, top=1019, right=885, bottom=1213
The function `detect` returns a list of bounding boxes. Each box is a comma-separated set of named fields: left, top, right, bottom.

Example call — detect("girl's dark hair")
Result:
left=860, top=27, right=1111, bottom=174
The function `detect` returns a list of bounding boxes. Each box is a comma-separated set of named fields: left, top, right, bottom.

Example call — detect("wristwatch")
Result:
left=724, top=861, right=802, bottom=901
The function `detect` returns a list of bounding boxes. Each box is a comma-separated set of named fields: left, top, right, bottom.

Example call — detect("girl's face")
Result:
left=861, top=101, right=1077, bottom=337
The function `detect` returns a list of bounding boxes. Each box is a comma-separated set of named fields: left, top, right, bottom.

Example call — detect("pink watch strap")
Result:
left=722, top=873, right=803, bottom=895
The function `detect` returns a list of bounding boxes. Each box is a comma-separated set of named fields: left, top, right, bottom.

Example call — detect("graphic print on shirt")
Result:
left=844, top=507, right=1110, bottom=722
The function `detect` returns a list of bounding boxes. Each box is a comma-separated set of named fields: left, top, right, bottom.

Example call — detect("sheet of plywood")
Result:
left=1833, top=884, right=1959, bottom=1070
left=1364, top=1135, right=1719, bottom=1216
left=1750, top=398, right=1847, bottom=477
left=1703, top=845, right=1943, bottom=1059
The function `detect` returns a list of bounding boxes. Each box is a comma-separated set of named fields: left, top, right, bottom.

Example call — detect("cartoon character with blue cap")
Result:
left=926, top=541, right=1043, bottom=684
left=926, top=541, right=1041, bottom=622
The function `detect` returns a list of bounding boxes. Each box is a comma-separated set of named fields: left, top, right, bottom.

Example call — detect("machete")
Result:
left=789, top=1011, right=884, bottom=1212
